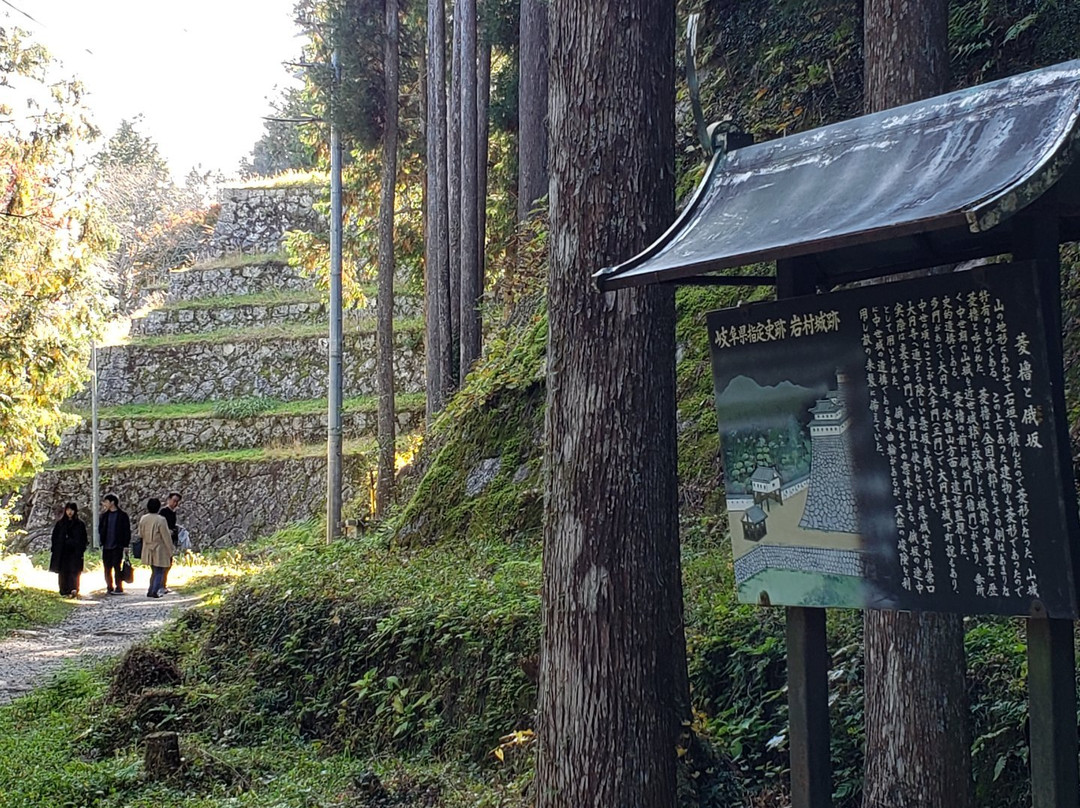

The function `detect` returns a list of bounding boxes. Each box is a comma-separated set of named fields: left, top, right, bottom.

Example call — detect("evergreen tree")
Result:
left=536, top=1, right=688, bottom=805
left=0, top=24, right=111, bottom=544
left=862, top=2, right=974, bottom=806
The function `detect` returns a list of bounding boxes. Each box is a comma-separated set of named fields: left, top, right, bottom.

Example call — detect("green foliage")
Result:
left=239, top=86, right=319, bottom=178
left=210, top=396, right=278, bottom=420
left=950, top=0, right=1080, bottom=84
left=0, top=573, right=73, bottom=636
left=0, top=25, right=111, bottom=543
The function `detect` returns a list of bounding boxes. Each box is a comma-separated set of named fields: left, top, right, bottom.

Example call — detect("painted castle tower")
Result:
left=798, top=371, right=859, bottom=533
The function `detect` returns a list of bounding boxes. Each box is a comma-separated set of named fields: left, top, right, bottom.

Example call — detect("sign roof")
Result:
left=597, top=61, right=1080, bottom=289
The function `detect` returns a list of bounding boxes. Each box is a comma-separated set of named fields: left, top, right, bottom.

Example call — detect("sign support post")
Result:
left=1014, top=208, right=1078, bottom=808
left=777, top=258, right=833, bottom=808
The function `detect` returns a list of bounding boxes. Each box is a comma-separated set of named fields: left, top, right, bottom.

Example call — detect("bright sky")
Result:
left=16, top=0, right=305, bottom=179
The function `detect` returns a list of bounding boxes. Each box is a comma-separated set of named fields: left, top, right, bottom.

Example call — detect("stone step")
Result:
left=53, top=397, right=424, bottom=462
left=23, top=442, right=380, bottom=551
left=166, top=256, right=309, bottom=302
left=129, top=293, right=422, bottom=338
left=77, top=326, right=424, bottom=407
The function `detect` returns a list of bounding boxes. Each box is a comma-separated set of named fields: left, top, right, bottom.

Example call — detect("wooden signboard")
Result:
left=708, top=263, right=1079, bottom=617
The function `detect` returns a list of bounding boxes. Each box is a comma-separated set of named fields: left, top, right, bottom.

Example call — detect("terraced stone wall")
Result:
left=166, top=260, right=308, bottom=302
left=210, top=186, right=325, bottom=255
left=53, top=407, right=424, bottom=462
left=81, top=330, right=424, bottom=406
left=24, top=453, right=372, bottom=551
left=132, top=296, right=421, bottom=338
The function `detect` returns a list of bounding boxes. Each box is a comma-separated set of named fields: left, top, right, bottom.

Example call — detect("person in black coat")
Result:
left=49, top=502, right=88, bottom=598
left=98, top=494, right=132, bottom=595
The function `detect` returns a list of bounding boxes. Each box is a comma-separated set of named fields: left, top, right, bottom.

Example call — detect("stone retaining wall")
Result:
left=131, top=300, right=326, bottom=337
left=76, top=331, right=424, bottom=407
left=22, top=453, right=370, bottom=552
left=53, top=407, right=424, bottom=462
left=167, top=261, right=309, bottom=302
left=209, top=186, right=325, bottom=256
left=131, top=296, right=422, bottom=338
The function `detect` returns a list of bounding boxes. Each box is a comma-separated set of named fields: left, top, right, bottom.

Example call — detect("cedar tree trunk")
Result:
left=447, top=0, right=462, bottom=378
left=862, top=3, right=974, bottom=807
left=477, top=16, right=490, bottom=295
left=459, top=0, right=480, bottom=380
left=425, top=0, right=452, bottom=417
left=535, top=2, right=687, bottom=806
left=375, top=0, right=399, bottom=517
left=517, top=0, right=548, bottom=221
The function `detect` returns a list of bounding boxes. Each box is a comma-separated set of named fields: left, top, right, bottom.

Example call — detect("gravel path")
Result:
left=0, top=566, right=199, bottom=705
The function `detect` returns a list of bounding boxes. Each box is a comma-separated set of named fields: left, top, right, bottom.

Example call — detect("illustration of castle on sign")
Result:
left=715, top=369, right=864, bottom=606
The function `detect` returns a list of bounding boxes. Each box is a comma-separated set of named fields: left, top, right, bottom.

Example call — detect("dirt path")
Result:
left=0, top=566, right=200, bottom=705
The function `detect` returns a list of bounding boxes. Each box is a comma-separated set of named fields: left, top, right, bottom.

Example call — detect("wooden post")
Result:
left=1014, top=207, right=1079, bottom=808
left=777, top=258, right=833, bottom=808
left=1027, top=617, right=1077, bottom=808
left=144, top=731, right=181, bottom=779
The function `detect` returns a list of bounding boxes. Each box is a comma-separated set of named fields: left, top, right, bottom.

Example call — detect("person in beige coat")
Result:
left=138, top=498, right=173, bottom=598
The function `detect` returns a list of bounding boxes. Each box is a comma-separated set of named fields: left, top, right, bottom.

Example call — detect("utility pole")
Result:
left=327, top=45, right=344, bottom=543
left=91, top=342, right=100, bottom=549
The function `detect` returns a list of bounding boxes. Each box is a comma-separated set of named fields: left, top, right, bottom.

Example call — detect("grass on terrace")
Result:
left=152, top=285, right=415, bottom=312
left=70, top=393, right=427, bottom=422
left=227, top=169, right=327, bottom=190
left=155, top=289, right=324, bottom=312
left=122, top=316, right=424, bottom=348
left=175, top=251, right=288, bottom=272
left=47, top=438, right=381, bottom=473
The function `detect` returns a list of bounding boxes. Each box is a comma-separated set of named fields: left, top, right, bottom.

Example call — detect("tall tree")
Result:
left=425, top=0, right=452, bottom=417
left=861, top=3, right=974, bottom=807
left=447, top=2, right=462, bottom=378
left=0, top=25, right=111, bottom=545
left=516, top=0, right=548, bottom=221
left=476, top=11, right=490, bottom=294
left=458, top=0, right=480, bottom=379
left=535, top=1, right=686, bottom=805
left=375, top=0, right=401, bottom=516
left=240, top=85, right=318, bottom=177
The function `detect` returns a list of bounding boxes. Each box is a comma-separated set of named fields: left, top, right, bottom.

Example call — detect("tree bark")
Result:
left=447, top=0, right=462, bottom=383
left=477, top=14, right=490, bottom=301
left=375, top=0, right=399, bottom=517
left=517, top=0, right=548, bottom=221
left=862, top=4, right=973, bottom=807
left=458, top=0, right=480, bottom=381
left=425, top=0, right=451, bottom=418
left=536, top=2, right=686, bottom=806
left=144, top=731, right=181, bottom=779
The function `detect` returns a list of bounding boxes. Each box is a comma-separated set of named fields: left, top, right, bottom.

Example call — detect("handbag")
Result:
left=131, top=537, right=142, bottom=560
left=120, top=551, right=135, bottom=584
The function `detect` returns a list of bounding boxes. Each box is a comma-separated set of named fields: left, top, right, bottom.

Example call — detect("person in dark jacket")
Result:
left=49, top=502, right=88, bottom=598
left=98, top=494, right=131, bottom=595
